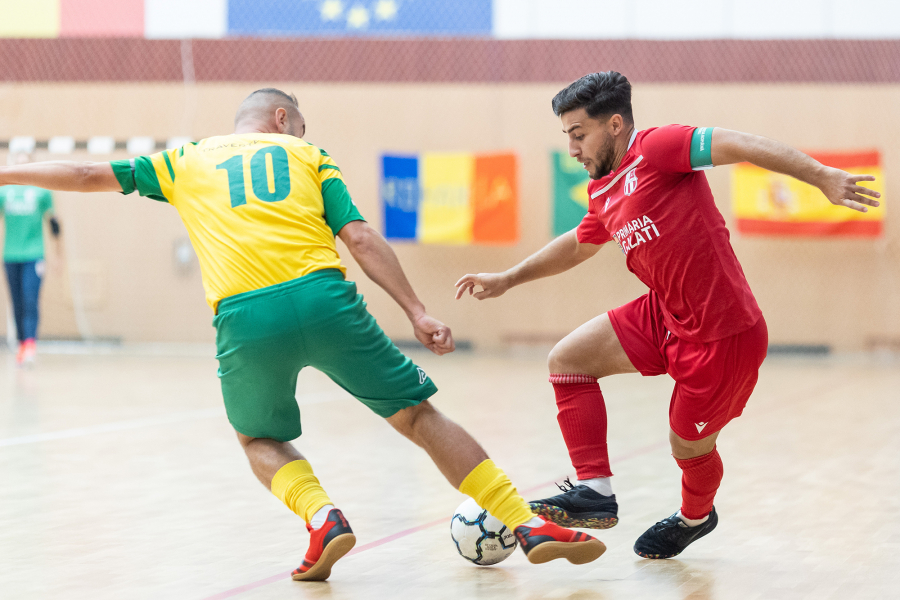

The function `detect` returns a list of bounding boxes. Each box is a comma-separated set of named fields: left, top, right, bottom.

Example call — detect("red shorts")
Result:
left=608, top=292, right=768, bottom=441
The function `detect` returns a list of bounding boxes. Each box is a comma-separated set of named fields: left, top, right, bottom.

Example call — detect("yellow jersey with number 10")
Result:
left=111, top=133, right=364, bottom=313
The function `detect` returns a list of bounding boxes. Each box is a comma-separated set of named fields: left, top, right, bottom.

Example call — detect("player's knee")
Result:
left=669, top=429, right=718, bottom=459
left=548, top=338, right=582, bottom=374
left=386, top=401, right=433, bottom=442
left=547, top=342, right=568, bottom=373
left=235, top=430, right=257, bottom=449
left=669, top=436, right=691, bottom=458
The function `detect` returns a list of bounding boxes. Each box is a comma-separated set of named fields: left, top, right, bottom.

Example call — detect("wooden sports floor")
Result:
left=1, top=346, right=898, bottom=600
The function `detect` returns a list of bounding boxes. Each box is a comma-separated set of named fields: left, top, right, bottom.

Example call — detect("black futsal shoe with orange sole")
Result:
left=528, top=478, right=619, bottom=529
left=292, top=508, right=357, bottom=581
left=514, top=519, right=606, bottom=565
left=633, top=506, right=718, bottom=559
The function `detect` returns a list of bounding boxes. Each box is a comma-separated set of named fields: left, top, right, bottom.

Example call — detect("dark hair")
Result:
left=551, top=71, right=633, bottom=123
left=245, top=87, right=299, bottom=108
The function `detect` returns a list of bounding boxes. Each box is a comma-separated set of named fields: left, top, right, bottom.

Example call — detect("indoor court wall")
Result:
left=0, top=81, right=897, bottom=349
left=1, top=10, right=899, bottom=599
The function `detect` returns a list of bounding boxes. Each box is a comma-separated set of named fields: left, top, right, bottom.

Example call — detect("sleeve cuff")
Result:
left=110, top=159, right=136, bottom=195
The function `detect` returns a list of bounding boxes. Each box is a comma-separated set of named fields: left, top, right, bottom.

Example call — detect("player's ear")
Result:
left=609, top=114, right=624, bottom=135
left=275, top=107, right=288, bottom=133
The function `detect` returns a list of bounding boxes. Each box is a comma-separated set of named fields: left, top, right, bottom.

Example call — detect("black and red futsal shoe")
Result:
left=514, top=519, right=606, bottom=565
left=633, top=507, right=718, bottom=559
left=529, top=478, right=619, bottom=529
left=292, top=508, right=357, bottom=581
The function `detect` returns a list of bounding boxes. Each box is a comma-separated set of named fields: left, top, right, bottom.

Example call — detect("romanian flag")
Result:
left=381, top=152, right=519, bottom=244
left=732, top=150, right=885, bottom=236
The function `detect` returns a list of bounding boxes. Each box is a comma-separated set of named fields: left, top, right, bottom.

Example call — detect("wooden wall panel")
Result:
left=0, top=82, right=897, bottom=350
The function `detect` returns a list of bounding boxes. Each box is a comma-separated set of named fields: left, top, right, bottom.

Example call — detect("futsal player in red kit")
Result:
left=456, top=71, right=880, bottom=558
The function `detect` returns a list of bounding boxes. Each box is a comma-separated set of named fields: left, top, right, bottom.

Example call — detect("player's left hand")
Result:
left=819, top=167, right=881, bottom=213
left=412, top=314, right=455, bottom=356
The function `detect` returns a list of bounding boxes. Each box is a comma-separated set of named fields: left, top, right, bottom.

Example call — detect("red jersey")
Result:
left=576, top=125, right=762, bottom=343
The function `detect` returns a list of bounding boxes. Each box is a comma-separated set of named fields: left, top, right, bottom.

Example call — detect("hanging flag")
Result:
left=421, top=153, right=474, bottom=244
left=381, top=152, right=519, bottom=245
left=551, top=150, right=590, bottom=236
left=381, top=155, right=419, bottom=240
left=472, top=154, right=518, bottom=244
left=732, top=150, right=885, bottom=236
left=228, top=0, right=492, bottom=37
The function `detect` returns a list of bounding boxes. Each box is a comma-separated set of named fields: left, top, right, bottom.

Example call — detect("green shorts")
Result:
left=213, top=269, right=438, bottom=442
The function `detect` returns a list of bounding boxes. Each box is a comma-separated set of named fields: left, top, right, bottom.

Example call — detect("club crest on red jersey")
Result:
left=623, top=169, right=638, bottom=196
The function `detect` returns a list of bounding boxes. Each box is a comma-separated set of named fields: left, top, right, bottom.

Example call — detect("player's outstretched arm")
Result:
left=337, top=220, right=454, bottom=356
left=710, top=128, right=881, bottom=213
left=0, top=161, right=121, bottom=193
left=455, top=229, right=600, bottom=301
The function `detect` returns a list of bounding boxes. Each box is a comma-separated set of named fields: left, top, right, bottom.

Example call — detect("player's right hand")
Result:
left=412, top=314, right=455, bottom=356
left=454, top=273, right=510, bottom=300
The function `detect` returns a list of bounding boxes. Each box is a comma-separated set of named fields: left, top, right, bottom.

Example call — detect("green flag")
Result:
left=551, top=150, right=590, bottom=236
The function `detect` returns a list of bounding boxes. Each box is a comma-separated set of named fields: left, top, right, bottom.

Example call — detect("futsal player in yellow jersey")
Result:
left=0, top=89, right=605, bottom=580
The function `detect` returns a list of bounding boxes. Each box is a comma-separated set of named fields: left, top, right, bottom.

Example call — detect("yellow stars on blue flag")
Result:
left=228, top=0, right=491, bottom=37
left=374, top=0, right=399, bottom=20
left=320, top=0, right=343, bottom=21
left=347, top=5, right=370, bottom=29
left=318, top=0, right=401, bottom=30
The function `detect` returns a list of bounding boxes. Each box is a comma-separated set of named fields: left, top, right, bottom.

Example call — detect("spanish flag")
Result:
left=732, top=150, right=884, bottom=236
left=382, top=152, right=519, bottom=245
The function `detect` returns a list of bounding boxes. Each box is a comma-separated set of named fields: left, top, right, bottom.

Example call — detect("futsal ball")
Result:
left=450, top=498, right=517, bottom=565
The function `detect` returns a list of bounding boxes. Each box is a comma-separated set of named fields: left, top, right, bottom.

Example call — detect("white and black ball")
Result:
left=450, top=498, right=517, bottom=565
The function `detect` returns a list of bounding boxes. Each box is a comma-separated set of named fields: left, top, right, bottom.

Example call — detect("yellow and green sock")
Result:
left=458, top=459, right=539, bottom=530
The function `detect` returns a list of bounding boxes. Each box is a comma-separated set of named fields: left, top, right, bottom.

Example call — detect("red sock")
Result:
left=674, top=448, right=723, bottom=520
left=550, top=374, right=612, bottom=479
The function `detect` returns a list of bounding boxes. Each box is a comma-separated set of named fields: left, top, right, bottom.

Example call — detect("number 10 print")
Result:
left=216, top=146, right=292, bottom=208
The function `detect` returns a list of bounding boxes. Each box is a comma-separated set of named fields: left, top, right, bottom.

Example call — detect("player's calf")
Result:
left=390, top=407, right=608, bottom=568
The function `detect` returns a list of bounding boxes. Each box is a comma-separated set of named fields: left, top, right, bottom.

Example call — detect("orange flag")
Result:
left=472, top=153, right=519, bottom=244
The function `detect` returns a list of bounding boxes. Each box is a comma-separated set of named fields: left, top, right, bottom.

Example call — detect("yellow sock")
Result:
left=458, top=459, right=535, bottom=530
left=271, top=460, right=333, bottom=523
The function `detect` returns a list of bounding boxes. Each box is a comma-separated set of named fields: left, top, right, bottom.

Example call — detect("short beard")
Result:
left=590, top=133, right=617, bottom=180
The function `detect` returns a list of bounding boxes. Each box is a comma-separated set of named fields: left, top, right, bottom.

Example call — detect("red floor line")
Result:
left=346, top=515, right=449, bottom=557
left=201, top=440, right=669, bottom=600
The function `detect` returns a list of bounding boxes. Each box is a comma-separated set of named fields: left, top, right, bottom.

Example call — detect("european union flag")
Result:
left=229, top=0, right=492, bottom=37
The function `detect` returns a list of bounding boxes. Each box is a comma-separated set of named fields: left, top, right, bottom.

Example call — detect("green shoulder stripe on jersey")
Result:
left=177, top=142, right=197, bottom=158
left=319, top=148, right=330, bottom=157
left=322, top=178, right=364, bottom=236
left=110, top=159, right=136, bottom=194
left=690, top=127, right=714, bottom=170
left=134, top=156, right=168, bottom=203
left=319, top=164, right=341, bottom=173
left=162, top=152, right=176, bottom=182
